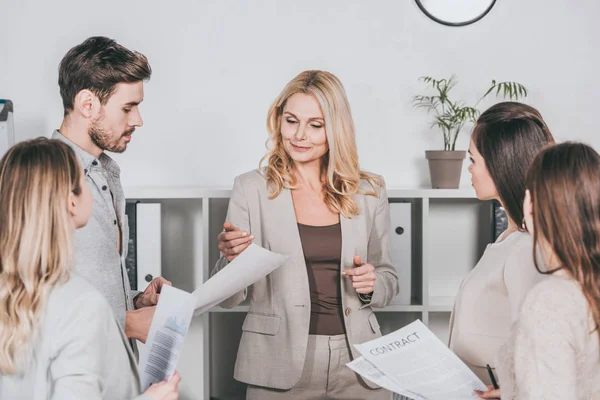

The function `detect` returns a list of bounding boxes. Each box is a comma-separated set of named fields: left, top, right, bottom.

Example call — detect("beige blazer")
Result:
left=0, top=275, right=148, bottom=400
left=212, top=169, right=399, bottom=390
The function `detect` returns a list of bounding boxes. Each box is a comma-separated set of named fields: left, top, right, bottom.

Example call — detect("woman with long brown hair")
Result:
left=214, top=70, right=398, bottom=399
left=478, top=142, right=600, bottom=399
left=0, top=138, right=179, bottom=399
left=450, top=102, right=555, bottom=385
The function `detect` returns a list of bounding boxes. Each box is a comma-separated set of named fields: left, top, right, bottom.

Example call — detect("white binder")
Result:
left=389, top=203, right=412, bottom=305
left=0, top=100, right=15, bottom=158
left=136, top=203, right=162, bottom=291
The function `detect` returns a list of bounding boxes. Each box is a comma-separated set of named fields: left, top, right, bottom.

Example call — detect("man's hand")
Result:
left=343, top=255, right=376, bottom=294
left=217, top=222, right=253, bottom=262
left=135, top=277, right=172, bottom=309
left=125, top=306, right=156, bottom=343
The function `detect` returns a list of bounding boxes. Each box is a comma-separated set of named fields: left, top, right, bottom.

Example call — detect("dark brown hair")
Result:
left=527, top=142, right=600, bottom=339
left=58, top=36, right=151, bottom=116
left=472, top=101, right=554, bottom=226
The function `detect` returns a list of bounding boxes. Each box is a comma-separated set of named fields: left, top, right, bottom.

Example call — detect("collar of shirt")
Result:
left=52, top=130, right=121, bottom=177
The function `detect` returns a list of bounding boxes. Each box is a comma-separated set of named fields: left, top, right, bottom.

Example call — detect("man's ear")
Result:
left=73, top=89, right=99, bottom=119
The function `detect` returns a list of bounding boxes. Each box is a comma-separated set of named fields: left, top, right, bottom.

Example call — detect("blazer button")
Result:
left=345, top=307, right=351, bottom=317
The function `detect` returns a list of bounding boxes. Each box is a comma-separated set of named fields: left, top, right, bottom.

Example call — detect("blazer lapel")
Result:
left=340, top=212, right=360, bottom=300
left=266, top=187, right=311, bottom=305
left=340, top=196, right=369, bottom=302
left=340, top=214, right=355, bottom=272
left=276, top=187, right=307, bottom=261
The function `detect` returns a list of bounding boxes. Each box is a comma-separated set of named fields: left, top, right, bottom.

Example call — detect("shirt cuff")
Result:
left=358, top=292, right=374, bottom=304
left=132, top=291, right=143, bottom=309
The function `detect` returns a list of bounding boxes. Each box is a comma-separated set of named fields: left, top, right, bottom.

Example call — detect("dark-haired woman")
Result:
left=448, top=102, right=555, bottom=385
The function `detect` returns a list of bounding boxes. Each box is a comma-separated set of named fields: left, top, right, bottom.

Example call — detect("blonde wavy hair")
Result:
left=0, top=138, right=82, bottom=374
left=260, top=70, right=382, bottom=218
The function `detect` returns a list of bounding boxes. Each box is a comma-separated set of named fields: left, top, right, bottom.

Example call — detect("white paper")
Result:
left=192, top=243, right=289, bottom=316
left=347, top=356, right=422, bottom=400
left=139, top=285, right=194, bottom=390
left=139, top=244, right=288, bottom=389
left=352, top=320, right=487, bottom=400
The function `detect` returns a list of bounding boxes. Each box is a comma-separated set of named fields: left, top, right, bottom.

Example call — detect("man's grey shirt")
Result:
left=53, top=130, right=134, bottom=329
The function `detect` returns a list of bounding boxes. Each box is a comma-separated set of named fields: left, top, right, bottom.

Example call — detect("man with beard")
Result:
left=52, top=36, right=169, bottom=349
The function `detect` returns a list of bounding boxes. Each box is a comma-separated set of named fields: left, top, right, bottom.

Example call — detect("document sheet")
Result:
left=139, top=244, right=288, bottom=389
left=139, top=285, right=194, bottom=390
left=350, top=320, right=488, bottom=400
left=347, top=356, right=419, bottom=399
left=192, top=243, right=288, bottom=316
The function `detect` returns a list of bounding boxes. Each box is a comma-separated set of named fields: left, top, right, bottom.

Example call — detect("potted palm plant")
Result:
left=413, top=75, right=527, bottom=188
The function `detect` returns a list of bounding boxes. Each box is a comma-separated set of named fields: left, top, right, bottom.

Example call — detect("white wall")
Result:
left=2, top=0, right=599, bottom=189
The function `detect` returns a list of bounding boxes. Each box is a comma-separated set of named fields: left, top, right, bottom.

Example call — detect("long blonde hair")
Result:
left=0, top=138, right=82, bottom=374
left=260, top=70, right=382, bottom=218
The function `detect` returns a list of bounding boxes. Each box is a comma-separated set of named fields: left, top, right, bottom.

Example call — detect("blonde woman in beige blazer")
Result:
left=214, top=71, right=399, bottom=399
left=0, top=139, right=179, bottom=400
left=448, top=102, right=555, bottom=392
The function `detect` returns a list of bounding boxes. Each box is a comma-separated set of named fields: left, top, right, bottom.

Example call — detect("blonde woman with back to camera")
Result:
left=213, top=70, right=399, bottom=399
left=477, top=142, right=600, bottom=399
left=448, top=102, right=555, bottom=387
left=0, top=138, right=179, bottom=400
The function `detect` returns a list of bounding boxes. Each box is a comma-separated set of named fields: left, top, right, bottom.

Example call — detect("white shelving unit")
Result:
left=126, top=186, right=492, bottom=400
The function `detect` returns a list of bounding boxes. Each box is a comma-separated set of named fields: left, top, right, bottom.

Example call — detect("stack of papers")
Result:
left=347, top=320, right=488, bottom=400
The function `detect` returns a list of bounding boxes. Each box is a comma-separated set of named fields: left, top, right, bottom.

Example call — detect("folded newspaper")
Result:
left=347, top=320, right=488, bottom=400
left=138, top=244, right=288, bottom=389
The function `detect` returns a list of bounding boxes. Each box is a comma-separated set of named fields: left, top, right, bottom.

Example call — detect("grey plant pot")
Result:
left=425, top=150, right=466, bottom=189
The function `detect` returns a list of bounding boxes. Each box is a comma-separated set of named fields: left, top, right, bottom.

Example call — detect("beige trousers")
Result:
left=246, top=334, right=392, bottom=400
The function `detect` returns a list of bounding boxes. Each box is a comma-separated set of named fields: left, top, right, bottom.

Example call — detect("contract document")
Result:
left=350, top=320, right=488, bottom=400
left=139, top=244, right=288, bottom=389
left=347, top=356, right=420, bottom=399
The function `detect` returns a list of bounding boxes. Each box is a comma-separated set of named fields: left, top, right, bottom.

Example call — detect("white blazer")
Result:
left=0, top=275, right=149, bottom=400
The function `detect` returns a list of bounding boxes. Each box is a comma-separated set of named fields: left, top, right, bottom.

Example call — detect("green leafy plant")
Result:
left=413, top=75, right=528, bottom=150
